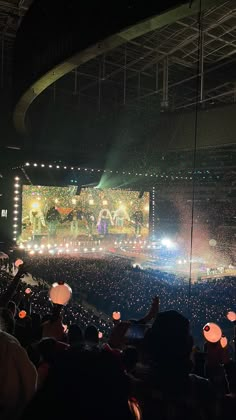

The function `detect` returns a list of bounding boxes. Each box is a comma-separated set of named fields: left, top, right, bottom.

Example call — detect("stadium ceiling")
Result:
left=0, top=1, right=235, bottom=118
left=0, top=1, right=31, bottom=49
left=53, top=0, right=236, bottom=113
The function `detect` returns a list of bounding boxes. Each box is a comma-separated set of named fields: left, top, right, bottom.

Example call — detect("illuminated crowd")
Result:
left=2, top=254, right=235, bottom=344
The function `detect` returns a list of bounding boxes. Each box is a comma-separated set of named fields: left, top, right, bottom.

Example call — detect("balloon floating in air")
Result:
left=49, top=282, right=72, bottom=305
left=226, top=311, right=236, bottom=322
left=203, top=322, right=222, bottom=343
left=15, top=259, right=23, bottom=267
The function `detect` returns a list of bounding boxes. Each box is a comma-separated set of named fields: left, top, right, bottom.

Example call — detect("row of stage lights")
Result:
left=13, top=176, right=21, bottom=242
left=23, top=162, right=223, bottom=181
left=22, top=244, right=104, bottom=255
left=18, top=239, right=173, bottom=255
left=152, top=187, right=155, bottom=239
left=23, top=162, right=196, bottom=180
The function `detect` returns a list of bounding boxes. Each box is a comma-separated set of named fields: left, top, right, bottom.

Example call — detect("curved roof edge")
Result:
left=13, top=0, right=220, bottom=134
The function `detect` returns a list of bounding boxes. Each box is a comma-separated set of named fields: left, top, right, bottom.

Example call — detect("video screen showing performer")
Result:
left=20, top=185, right=150, bottom=242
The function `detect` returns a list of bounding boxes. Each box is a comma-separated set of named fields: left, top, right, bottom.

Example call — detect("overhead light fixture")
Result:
left=6, top=146, right=21, bottom=150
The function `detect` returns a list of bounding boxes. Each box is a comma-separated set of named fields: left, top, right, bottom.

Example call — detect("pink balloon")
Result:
left=15, top=259, right=23, bottom=267
left=112, top=311, right=121, bottom=321
left=49, top=282, right=72, bottom=305
left=25, top=288, right=32, bottom=295
left=220, top=336, right=228, bottom=348
left=203, top=322, right=222, bottom=343
left=19, top=310, right=27, bottom=319
left=226, top=311, right=236, bottom=322
left=98, top=331, right=103, bottom=339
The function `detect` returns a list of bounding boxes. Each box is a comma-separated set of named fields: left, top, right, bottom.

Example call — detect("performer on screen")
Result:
left=29, top=203, right=46, bottom=240
left=131, top=208, right=143, bottom=237
left=46, top=206, right=61, bottom=240
left=84, top=211, right=95, bottom=237
left=113, top=206, right=130, bottom=230
left=97, top=208, right=113, bottom=236
left=62, top=208, right=84, bottom=238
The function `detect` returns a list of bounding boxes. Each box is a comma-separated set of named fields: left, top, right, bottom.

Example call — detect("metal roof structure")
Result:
left=0, top=1, right=236, bottom=111
left=0, top=0, right=32, bottom=91
left=0, top=0, right=235, bottom=177
left=58, top=0, right=236, bottom=112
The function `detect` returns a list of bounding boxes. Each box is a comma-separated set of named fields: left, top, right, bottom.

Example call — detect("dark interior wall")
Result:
left=153, top=103, right=236, bottom=151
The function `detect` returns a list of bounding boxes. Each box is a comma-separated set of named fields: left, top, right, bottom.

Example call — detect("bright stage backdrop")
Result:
left=21, top=185, right=150, bottom=241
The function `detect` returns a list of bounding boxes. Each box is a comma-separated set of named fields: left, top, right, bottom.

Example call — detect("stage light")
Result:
left=56, top=165, right=60, bottom=169
left=15, top=177, right=20, bottom=181
left=64, top=166, right=67, bottom=169
left=49, top=165, right=52, bottom=168
left=41, top=164, right=45, bottom=167
left=15, top=184, right=20, bottom=188
left=13, top=224, right=18, bottom=227
left=14, top=204, right=19, bottom=208
left=33, top=163, right=37, bottom=167
left=14, top=197, right=19, bottom=201
left=25, top=162, right=30, bottom=166
left=161, top=238, right=173, bottom=248
left=14, top=190, right=19, bottom=194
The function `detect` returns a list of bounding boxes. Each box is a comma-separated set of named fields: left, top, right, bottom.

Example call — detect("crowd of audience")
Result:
left=4, top=254, right=234, bottom=343
left=0, top=255, right=235, bottom=419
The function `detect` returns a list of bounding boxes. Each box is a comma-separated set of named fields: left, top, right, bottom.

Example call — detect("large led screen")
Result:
left=20, top=185, right=150, bottom=241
